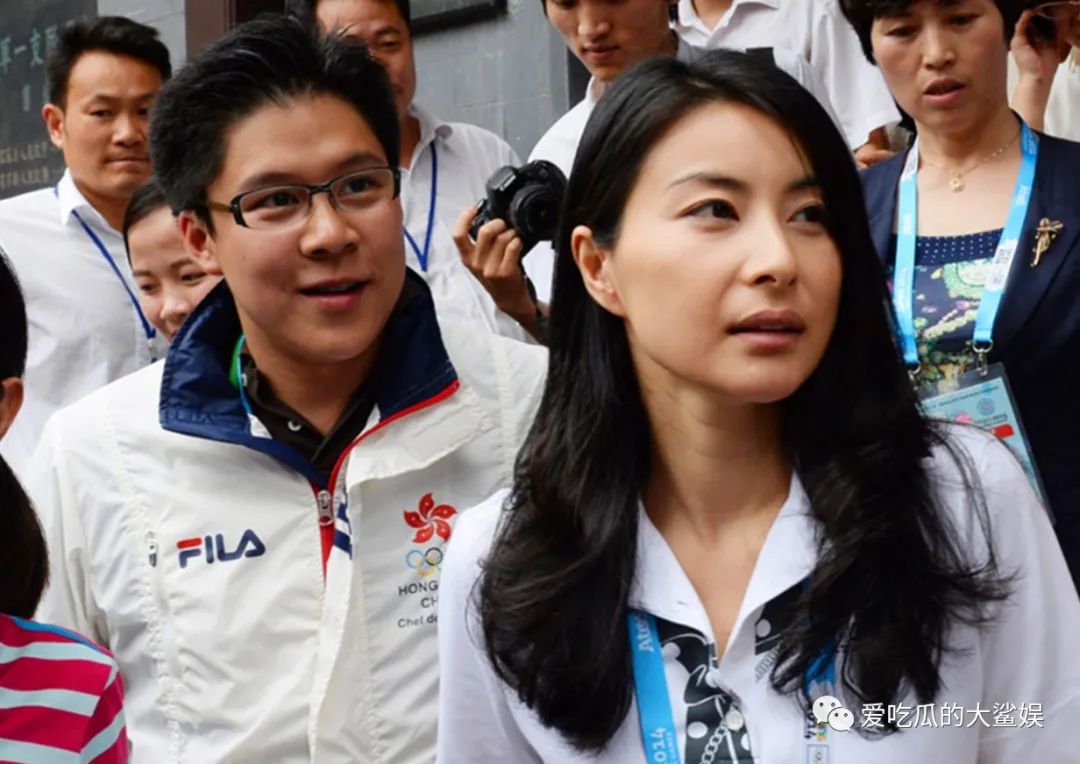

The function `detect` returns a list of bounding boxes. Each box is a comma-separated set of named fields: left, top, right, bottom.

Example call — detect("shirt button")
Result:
left=725, top=708, right=745, bottom=731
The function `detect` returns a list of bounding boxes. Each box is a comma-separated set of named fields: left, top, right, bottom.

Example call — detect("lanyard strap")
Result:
left=403, top=142, right=438, bottom=272
left=55, top=186, right=157, bottom=345
left=893, top=122, right=1039, bottom=367
left=629, top=611, right=682, bottom=764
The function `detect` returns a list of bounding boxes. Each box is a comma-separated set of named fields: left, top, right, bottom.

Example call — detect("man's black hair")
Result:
left=150, top=15, right=400, bottom=227
left=46, top=16, right=172, bottom=108
left=285, top=0, right=414, bottom=33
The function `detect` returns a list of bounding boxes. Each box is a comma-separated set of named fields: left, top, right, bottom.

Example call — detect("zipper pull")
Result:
left=317, top=489, right=334, bottom=527
left=147, top=531, right=158, bottom=567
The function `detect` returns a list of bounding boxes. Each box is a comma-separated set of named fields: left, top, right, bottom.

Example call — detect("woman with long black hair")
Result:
left=436, top=51, right=1079, bottom=763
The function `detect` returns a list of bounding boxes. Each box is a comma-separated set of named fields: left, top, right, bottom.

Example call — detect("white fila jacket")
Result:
left=29, top=274, right=547, bottom=763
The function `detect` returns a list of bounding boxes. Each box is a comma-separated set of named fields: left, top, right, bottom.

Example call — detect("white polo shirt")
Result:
left=437, top=426, right=1080, bottom=763
left=674, top=0, right=900, bottom=151
left=524, top=42, right=842, bottom=302
left=401, top=104, right=531, bottom=342
left=0, top=170, right=157, bottom=479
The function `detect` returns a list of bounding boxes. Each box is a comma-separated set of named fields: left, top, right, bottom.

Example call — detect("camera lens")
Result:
left=509, top=186, right=561, bottom=243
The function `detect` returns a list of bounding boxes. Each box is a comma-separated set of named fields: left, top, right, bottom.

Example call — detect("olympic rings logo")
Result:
left=405, top=547, right=444, bottom=577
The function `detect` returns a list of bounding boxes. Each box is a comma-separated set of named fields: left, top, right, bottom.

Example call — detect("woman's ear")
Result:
left=571, top=225, right=626, bottom=317
left=0, top=378, right=24, bottom=440
left=178, top=211, right=223, bottom=277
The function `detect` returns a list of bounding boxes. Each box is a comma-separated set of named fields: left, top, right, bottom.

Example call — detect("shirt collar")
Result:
left=674, top=0, right=779, bottom=36
left=55, top=169, right=116, bottom=232
left=629, top=471, right=818, bottom=642
left=409, top=103, right=453, bottom=160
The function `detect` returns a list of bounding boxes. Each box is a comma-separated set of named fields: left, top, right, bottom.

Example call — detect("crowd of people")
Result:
left=0, top=0, right=1078, bottom=761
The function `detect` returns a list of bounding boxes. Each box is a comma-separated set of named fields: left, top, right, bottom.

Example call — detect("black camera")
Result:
left=469, top=160, right=567, bottom=256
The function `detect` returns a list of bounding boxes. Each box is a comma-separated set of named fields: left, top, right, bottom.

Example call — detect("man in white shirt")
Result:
left=289, top=0, right=532, bottom=341
left=0, top=17, right=170, bottom=478
left=455, top=0, right=841, bottom=320
left=672, top=0, right=899, bottom=159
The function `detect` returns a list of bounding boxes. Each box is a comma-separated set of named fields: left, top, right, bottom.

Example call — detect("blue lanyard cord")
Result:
left=403, top=142, right=438, bottom=272
left=629, top=609, right=838, bottom=763
left=629, top=611, right=682, bottom=764
left=893, top=122, right=1039, bottom=368
left=54, top=186, right=157, bottom=344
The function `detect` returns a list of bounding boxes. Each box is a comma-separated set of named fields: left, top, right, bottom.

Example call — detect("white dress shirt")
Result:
left=674, top=0, right=900, bottom=150
left=524, top=42, right=842, bottom=302
left=0, top=170, right=157, bottom=479
left=402, top=104, right=531, bottom=342
left=437, top=426, right=1080, bottom=763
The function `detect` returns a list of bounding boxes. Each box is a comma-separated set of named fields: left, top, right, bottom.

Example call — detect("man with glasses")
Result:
left=29, top=17, right=546, bottom=762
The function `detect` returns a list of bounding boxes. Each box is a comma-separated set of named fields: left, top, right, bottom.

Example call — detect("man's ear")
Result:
left=571, top=224, right=626, bottom=317
left=178, top=211, right=223, bottom=277
left=42, top=103, right=65, bottom=151
left=0, top=378, right=24, bottom=441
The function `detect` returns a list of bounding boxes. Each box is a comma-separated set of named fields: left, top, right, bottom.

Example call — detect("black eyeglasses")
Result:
left=1034, top=0, right=1080, bottom=22
left=207, top=167, right=402, bottom=230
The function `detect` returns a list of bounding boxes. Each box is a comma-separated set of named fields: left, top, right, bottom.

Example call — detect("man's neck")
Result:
left=244, top=335, right=380, bottom=436
left=690, top=0, right=735, bottom=30
left=71, top=177, right=127, bottom=232
left=399, top=113, right=422, bottom=169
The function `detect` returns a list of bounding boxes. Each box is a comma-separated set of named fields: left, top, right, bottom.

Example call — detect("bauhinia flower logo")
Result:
left=404, top=493, right=457, bottom=543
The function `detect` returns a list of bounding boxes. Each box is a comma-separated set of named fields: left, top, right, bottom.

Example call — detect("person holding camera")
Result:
left=1010, top=1, right=1080, bottom=140
left=846, top=0, right=1080, bottom=587
left=454, top=0, right=840, bottom=340
left=288, top=0, right=534, bottom=342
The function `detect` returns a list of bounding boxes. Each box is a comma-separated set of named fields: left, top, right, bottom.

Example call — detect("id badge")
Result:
left=918, top=363, right=1049, bottom=513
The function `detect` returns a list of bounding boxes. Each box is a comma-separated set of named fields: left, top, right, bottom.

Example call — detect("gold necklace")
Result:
left=919, top=128, right=1021, bottom=192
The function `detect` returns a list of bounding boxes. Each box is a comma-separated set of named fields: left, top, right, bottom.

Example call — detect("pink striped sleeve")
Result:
left=83, top=666, right=129, bottom=764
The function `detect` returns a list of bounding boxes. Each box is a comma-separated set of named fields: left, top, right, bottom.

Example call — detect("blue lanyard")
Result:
left=403, top=142, right=438, bottom=272
left=628, top=610, right=838, bottom=763
left=893, top=122, right=1038, bottom=367
left=54, top=186, right=157, bottom=346
left=629, top=611, right=681, bottom=764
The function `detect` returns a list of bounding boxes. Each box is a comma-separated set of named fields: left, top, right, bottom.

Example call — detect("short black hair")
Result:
left=285, top=0, right=413, bottom=33
left=0, top=251, right=27, bottom=380
left=150, top=15, right=399, bottom=226
left=123, top=180, right=170, bottom=261
left=46, top=16, right=172, bottom=108
left=841, top=0, right=1022, bottom=62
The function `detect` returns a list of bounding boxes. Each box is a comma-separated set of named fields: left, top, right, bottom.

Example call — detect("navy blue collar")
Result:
left=159, top=269, right=458, bottom=486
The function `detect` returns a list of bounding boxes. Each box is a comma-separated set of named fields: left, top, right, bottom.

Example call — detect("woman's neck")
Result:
left=915, top=107, right=1021, bottom=170
left=640, top=378, right=790, bottom=543
left=244, top=333, right=380, bottom=436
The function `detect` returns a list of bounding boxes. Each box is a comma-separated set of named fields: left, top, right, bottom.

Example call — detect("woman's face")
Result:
left=574, top=101, right=842, bottom=406
left=870, top=0, right=1010, bottom=135
left=128, top=206, right=221, bottom=342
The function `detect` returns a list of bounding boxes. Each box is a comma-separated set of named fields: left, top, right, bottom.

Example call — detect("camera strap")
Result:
left=404, top=142, right=438, bottom=273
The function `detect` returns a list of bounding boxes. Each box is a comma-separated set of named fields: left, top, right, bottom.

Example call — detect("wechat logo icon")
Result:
left=813, top=695, right=855, bottom=732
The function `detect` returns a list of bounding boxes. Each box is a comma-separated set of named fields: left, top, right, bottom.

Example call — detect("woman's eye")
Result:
left=688, top=200, right=738, bottom=220
left=180, top=271, right=206, bottom=285
left=791, top=203, right=827, bottom=224
left=138, top=283, right=159, bottom=296
left=886, top=25, right=916, bottom=38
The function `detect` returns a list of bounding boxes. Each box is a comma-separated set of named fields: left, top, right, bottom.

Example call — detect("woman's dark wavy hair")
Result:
left=0, top=253, right=48, bottom=618
left=841, top=0, right=1023, bottom=63
left=478, top=50, right=1011, bottom=752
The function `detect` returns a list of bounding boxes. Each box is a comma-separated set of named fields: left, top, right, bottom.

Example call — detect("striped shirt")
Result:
left=0, top=613, right=128, bottom=763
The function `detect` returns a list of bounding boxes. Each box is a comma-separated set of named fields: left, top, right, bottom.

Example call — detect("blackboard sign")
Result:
left=0, top=0, right=95, bottom=200
left=412, top=0, right=506, bottom=34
